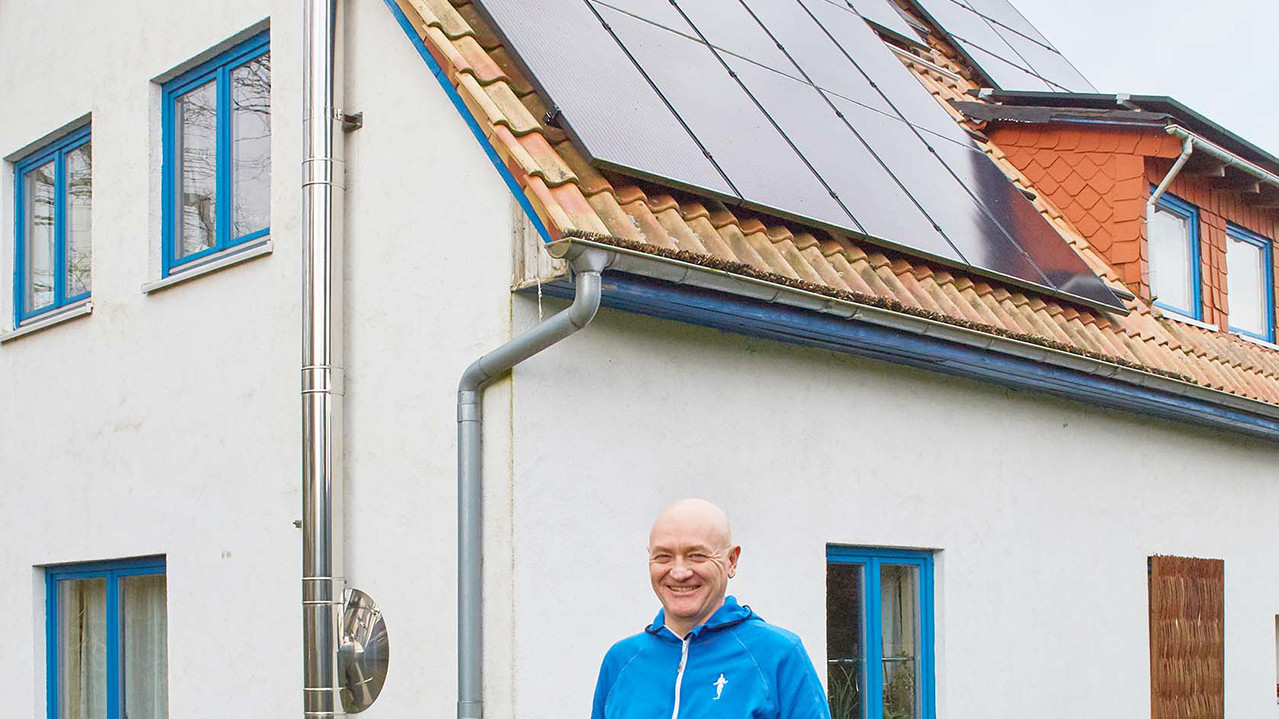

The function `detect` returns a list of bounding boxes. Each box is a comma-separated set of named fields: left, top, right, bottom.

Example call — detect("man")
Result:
left=591, top=498, right=831, bottom=718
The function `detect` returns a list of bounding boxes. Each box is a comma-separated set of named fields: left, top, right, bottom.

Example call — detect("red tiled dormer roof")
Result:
left=395, top=0, right=1279, bottom=408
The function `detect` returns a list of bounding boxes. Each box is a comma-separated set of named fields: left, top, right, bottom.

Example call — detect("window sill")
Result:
left=142, top=239, right=272, bottom=294
left=0, top=300, right=93, bottom=344
left=1233, top=332, right=1279, bottom=352
left=1156, top=308, right=1218, bottom=332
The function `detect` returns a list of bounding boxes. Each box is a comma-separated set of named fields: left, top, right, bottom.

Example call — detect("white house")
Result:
left=2, top=1, right=1277, bottom=718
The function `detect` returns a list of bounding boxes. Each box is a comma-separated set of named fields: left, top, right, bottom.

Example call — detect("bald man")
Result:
left=590, top=499, right=830, bottom=719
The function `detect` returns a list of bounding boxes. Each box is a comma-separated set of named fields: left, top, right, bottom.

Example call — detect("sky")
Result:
left=1011, top=0, right=1279, bottom=157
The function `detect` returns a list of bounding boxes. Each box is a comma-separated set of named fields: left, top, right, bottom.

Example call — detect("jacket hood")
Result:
left=645, top=595, right=757, bottom=639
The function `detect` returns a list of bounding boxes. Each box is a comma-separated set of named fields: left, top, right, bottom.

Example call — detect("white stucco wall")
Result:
left=2, top=1, right=1277, bottom=719
left=0, top=0, right=517, bottom=717
left=506, top=303, right=1279, bottom=718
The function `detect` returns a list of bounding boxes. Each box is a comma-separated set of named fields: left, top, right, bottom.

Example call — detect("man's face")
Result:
left=648, top=513, right=741, bottom=631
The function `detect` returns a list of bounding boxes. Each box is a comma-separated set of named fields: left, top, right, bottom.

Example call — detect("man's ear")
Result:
left=726, top=545, right=742, bottom=578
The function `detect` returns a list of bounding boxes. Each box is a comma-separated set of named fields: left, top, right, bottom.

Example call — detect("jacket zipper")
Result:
left=670, top=635, right=690, bottom=719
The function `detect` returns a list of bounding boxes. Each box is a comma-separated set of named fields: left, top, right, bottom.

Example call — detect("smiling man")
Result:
left=590, top=498, right=830, bottom=718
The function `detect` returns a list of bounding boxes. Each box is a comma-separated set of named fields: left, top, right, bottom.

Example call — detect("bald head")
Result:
left=649, top=498, right=733, bottom=549
left=647, top=498, right=742, bottom=636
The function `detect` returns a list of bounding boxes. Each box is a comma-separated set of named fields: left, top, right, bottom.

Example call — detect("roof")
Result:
left=393, top=0, right=1279, bottom=411
left=981, top=91, right=1279, bottom=177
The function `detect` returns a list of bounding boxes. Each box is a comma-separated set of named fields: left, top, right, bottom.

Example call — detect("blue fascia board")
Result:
left=381, top=0, right=1279, bottom=442
left=533, top=273, right=1279, bottom=442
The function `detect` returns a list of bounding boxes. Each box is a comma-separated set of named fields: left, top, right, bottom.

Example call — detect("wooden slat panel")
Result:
left=1148, top=555, right=1225, bottom=719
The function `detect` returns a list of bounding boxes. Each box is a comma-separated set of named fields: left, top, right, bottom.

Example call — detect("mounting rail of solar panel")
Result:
left=470, top=0, right=1125, bottom=311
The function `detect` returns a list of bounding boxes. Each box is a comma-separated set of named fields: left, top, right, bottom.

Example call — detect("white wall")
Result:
left=0, top=0, right=517, bottom=717
left=3, top=1, right=1276, bottom=719
left=507, top=303, right=1279, bottom=718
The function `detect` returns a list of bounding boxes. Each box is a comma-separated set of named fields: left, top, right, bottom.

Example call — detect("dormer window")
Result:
left=1148, top=192, right=1201, bottom=319
left=1225, top=224, right=1275, bottom=342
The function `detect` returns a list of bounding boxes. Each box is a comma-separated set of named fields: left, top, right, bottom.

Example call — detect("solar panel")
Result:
left=840, top=0, right=926, bottom=47
left=831, top=97, right=1051, bottom=285
left=724, top=55, right=962, bottom=260
left=469, top=0, right=1124, bottom=310
left=471, top=0, right=735, bottom=197
left=910, top=0, right=1095, bottom=93
left=955, top=0, right=1049, bottom=46
left=593, top=3, right=856, bottom=230
left=929, top=139, right=1121, bottom=306
left=795, top=0, right=970, bottom=143
left=998, top=31, right=1095, bottom=92
left=955, top=39, right=1053, bottom=91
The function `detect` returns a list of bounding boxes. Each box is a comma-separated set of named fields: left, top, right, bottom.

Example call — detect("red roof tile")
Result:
left=397, top=0, right=1279, bottom=408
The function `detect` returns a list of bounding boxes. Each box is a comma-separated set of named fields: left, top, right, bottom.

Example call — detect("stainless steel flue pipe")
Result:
left=302, top=1, right=346, bottom=717
left=456, top=246, right=611, bottom=718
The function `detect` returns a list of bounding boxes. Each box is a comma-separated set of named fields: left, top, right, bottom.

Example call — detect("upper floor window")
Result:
left=1148, top=192, right=1201, bottom=319
left=1225, top=224, right=1274, bottom=342
left=14, top=126, right=92, bottom=324
left=827, top=546, right=935, bottom=719
left=47, top=556, right=167, bottom=719
left=162, top=32, right=270, bottom=277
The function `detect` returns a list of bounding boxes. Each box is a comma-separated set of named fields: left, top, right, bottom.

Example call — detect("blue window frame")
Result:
left=1225, top=224, right=1275, bottom=342
left=162, top=31, right=270, bottom=277
left=1147, top=191, right=1202, bottom=319
left=827, top=546, right=936, bottom=719
left=46, top=556, right=167, bottom=719
left=13, top=126, right=92, bottom=324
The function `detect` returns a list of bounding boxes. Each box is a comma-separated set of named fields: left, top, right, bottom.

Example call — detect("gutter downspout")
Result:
left=302, top=2, right=346, bottom=718
left=1148, top=134, right=1194, bottom=213
left=455, top=246, right=611, bottom=719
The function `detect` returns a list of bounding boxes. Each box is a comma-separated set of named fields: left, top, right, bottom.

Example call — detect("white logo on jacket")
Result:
left=713, top=673, right=728, bottom=700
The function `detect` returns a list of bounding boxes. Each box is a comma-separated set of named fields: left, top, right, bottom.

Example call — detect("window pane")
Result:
left=232, top=52, right=271, bottom=239
left=57, top=577, right=108, bottom=719
left=1227, top=236, right=1268, bottom=336
left=24, top=161, right=56, bottom=312
left=66, top=143, right=92, bottom=298
left=1149, top=206, right=1194, bottom=313
left=177, top=80, right=218, bottom=258
left=121, top=574, right=169, bottom=719
left=881, top=565, right=919, bottom=719
left=827, top=563, right=865, bottom=719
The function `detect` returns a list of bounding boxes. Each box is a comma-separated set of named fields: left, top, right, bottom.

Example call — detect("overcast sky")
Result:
left=1011, top=0, right=1278, bottom=157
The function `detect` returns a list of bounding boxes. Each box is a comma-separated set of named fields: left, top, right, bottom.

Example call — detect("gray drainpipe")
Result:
left=455, top=245, right=612, bottom=719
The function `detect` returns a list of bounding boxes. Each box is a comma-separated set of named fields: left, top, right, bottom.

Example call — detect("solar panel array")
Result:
left=911, top=0, right=1095, bottom=92
left=472, top=0, right=1122, bottom=310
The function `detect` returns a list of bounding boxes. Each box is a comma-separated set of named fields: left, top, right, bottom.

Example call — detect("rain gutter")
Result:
left=1164, top=125, right=1279, bottom=192
left=537, top=236, right=1279, bottom=442
left=455, top=245, right=612, bottom=719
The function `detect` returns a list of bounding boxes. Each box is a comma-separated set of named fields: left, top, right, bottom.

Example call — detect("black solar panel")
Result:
left=910, top=0, right=1096, bottom=93
left=956, top=0, right=1049, bottom=46
left=470, top=0, right=1123, bottom=311
left=841, top=0, right=925, bottom=47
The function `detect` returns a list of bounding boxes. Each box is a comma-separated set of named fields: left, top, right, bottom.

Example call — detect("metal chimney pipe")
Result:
left=302, top=1, right=346, bottom=718
left=456, top=247, right=611, bottom=719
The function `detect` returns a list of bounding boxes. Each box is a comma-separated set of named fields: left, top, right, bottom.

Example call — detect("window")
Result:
left=162, top=32, right=270, bottom=276
left=1225, top=224, right=1275, bottom=342
left=46, top=557, right=168, bottom=719
left=13, top=126, right=92, bottom=324
left=827, top=546, right=935, bottom=719
left=1148, top=192, right=1201, bottom=319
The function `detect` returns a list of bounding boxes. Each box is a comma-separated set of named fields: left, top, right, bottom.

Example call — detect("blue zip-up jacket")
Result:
left=591, top=596, right=831, bottom=719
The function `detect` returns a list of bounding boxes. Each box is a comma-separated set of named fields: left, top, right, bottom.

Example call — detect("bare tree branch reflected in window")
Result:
left=177, top=81, right=217, bottom=258
left=233, top=52, right=270, bottom=238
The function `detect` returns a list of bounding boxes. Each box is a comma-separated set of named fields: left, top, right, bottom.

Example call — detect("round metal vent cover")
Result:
left=338, top=588, right=389, bottom=713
